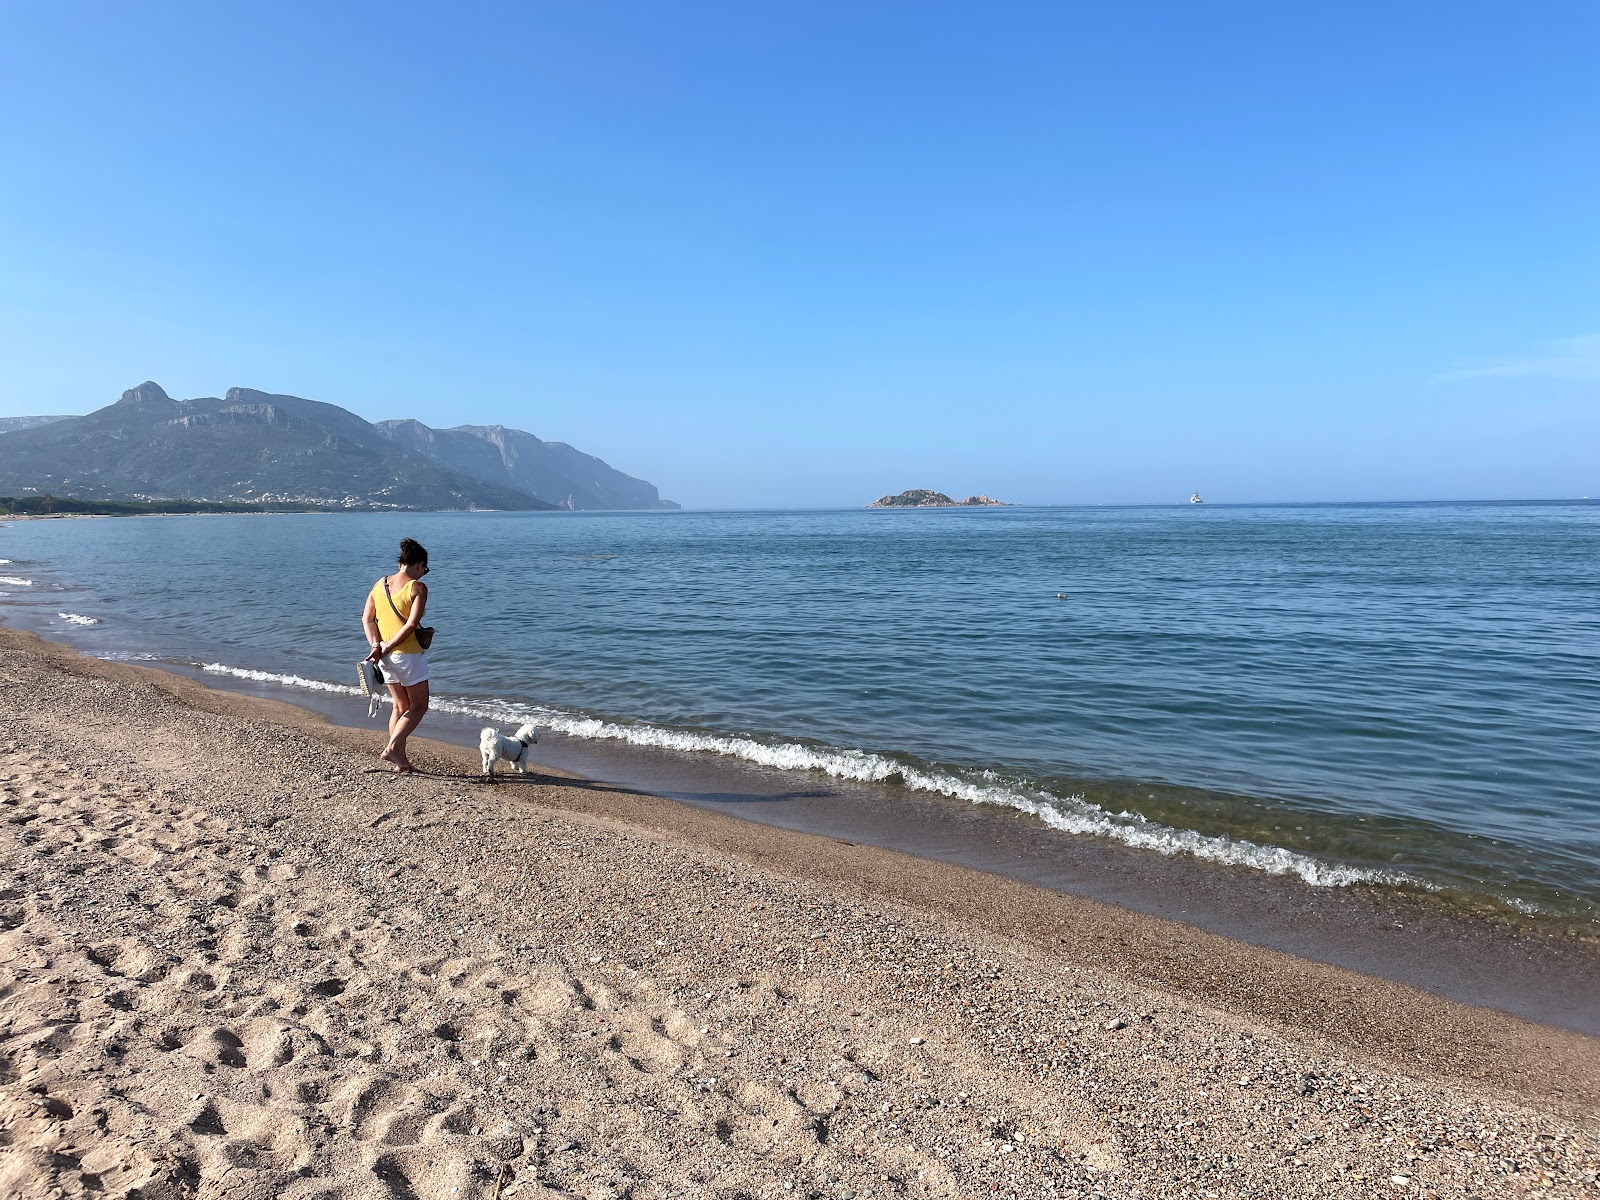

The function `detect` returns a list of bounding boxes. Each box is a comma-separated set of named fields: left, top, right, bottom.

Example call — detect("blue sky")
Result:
left=1, top=1, right=1594, bottom=507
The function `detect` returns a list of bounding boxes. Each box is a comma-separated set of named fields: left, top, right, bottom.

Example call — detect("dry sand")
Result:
left=0, top=626, right=1596, bottom=1199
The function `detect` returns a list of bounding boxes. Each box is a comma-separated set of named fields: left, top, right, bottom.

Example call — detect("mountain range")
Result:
left=0, top=383, right=676, bottom=511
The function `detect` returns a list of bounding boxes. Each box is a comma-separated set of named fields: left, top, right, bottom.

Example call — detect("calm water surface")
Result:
left=3, top=502, right=1596, bottom=919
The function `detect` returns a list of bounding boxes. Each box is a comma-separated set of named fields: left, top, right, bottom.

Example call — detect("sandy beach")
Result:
left=1, top=625, right=1597, bottom=1199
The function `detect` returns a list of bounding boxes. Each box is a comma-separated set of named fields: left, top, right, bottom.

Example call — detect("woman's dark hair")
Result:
left=397, top=538, right=429, bottom=567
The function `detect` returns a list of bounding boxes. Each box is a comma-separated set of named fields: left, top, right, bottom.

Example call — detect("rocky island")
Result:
left=868, top=489, right=1011, bottom=508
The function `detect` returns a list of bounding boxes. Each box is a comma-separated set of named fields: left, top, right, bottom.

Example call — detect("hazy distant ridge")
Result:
left=0, top=415, right=76, bottom=435
left=375, top=419, right=677, bottom=510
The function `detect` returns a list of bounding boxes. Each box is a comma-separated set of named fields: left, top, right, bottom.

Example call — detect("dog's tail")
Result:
left=478, top=727, right=499, bottom=752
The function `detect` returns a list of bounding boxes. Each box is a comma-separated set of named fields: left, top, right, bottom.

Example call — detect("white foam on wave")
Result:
left=0, top=575, right=34, bottom=587
left=201, top=662, right=367, bottom=696
left=57, top=612, right=99, bottom=626
left=191, top=659, right=1418, bottom=890
left=1502, top=896, right=1551, bottom=916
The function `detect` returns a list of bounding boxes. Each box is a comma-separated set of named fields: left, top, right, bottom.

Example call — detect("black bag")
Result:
left=382, top=577, right=435, bottom=652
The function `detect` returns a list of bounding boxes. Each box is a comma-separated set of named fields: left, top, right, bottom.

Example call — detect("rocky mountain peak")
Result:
left=118, top=381, right=172, bottom=406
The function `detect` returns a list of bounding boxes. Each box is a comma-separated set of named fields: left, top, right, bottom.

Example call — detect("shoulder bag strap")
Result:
left=381, top=576, right=409, bottom=628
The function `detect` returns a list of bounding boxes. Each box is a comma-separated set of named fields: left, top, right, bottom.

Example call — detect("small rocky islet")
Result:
left=868, top=489, right=1011, bottom=508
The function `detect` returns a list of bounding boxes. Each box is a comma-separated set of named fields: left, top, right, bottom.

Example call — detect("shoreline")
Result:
left=2, top=625, right=1598, bottom=1197
left=174, top=655, right=1600, bottom=1036
left=28, top=627, right=1600, bottom=1084
left=6, top=588, right=1599, bottom=1036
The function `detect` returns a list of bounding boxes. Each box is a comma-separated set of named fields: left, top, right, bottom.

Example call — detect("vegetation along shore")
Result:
left=0, top=495, right=329, bottom=517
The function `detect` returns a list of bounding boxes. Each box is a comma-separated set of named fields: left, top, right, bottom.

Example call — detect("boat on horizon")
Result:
left=1190, top=491, right=1204, bottom=504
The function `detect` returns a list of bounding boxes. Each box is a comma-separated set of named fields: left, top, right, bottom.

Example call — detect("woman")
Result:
left=362, top=538, right=431, bottom=773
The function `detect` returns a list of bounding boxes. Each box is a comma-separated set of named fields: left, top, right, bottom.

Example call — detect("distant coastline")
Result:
left=868, top=488, right=1011, bottom=508
left=0, top=495, right=331, bottom=518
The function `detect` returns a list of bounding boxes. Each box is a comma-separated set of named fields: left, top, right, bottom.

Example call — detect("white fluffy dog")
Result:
left=479, top=722, right=539, bottom=778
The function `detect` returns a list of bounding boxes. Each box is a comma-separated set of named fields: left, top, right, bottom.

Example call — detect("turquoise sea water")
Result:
left=3, top=502, right=1597, bottom=921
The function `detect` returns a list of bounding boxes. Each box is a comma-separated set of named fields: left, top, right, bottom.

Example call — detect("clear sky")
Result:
left=1, top=2, right=1594, bottom=508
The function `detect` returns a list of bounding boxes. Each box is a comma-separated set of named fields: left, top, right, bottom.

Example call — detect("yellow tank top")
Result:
left=371, top=577, right=424, bottom=655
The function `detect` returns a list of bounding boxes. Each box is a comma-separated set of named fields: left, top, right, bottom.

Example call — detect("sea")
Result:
left=2, top=502, right=1598, bottom=930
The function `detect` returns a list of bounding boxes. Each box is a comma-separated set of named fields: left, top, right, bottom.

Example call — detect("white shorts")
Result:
left=378, top=652, right=430, bottom=687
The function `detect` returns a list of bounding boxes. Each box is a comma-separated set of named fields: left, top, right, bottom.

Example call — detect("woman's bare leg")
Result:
left=382, top=680, right=429, bottom=772
left=382, top=682, right=413, bottom=771
left=387, top=682, right=409, bottom=742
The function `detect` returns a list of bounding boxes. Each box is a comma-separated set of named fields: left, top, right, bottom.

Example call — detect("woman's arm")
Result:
left=362, top=592, right=382, bottom=660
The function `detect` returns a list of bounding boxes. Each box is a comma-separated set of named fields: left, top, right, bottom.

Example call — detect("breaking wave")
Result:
left=0, top=575, right=35, bottom=587
left=56, top=612, right=99, bottom=626
left=195, top=661, right=1414, bottom=890
left=201, top=662, right=365, bottom=695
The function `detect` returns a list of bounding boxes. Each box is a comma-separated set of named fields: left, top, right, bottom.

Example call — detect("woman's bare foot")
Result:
left=381, top=745, right=411, bottom=774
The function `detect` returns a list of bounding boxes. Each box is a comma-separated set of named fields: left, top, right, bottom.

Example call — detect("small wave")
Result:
left=0, top=575, right=34, bottom=587
left=425, top=699, right=1416, bottom=890
left=200, top=662, right=367, bottom=696
left=190, top=659, right=1418, bottom=890
left=57, top=612, right=99, bottom=626
left=1501, top=896, right=1551, bottom=917
left=0, top=558, right=12, bottom=564
left=608, top=729, right=1397, bottom=885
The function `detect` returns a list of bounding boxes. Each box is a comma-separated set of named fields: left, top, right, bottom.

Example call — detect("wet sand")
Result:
left=2, top=625, right=1597, bottom=1199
